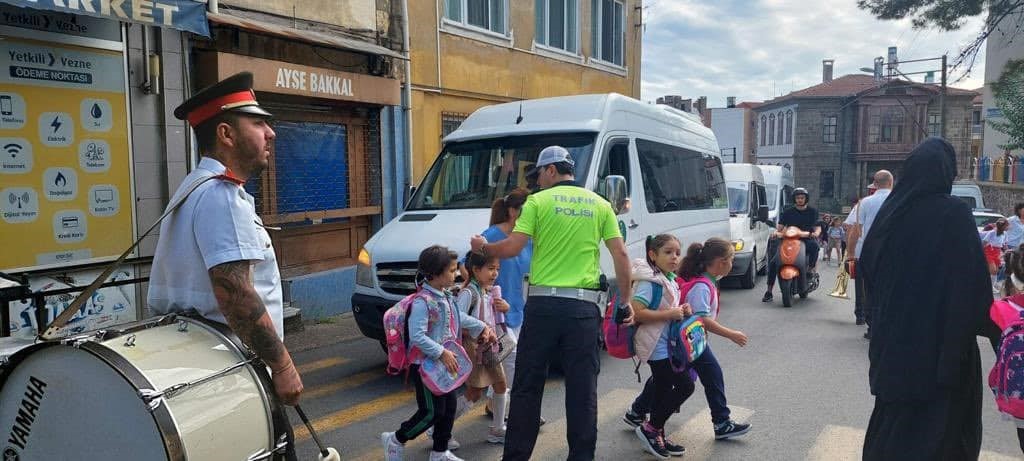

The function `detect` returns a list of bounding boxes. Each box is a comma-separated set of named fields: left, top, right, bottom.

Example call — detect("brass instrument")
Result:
left=829, top=250, right=850, bottom=299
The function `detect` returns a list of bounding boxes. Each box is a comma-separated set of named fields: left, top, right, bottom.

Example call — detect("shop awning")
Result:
left=0, top=0, right=209, bottom=36
left=207, top=12, right=406, bottom=60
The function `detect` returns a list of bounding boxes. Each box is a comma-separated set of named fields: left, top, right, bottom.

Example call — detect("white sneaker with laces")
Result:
left=486, top=427, right=506, bottom=444
left=381, top=432, right=403, bottom=461
left=428, top=450, right=465, bottom=461
left=425, top=427, right=460, bottom=450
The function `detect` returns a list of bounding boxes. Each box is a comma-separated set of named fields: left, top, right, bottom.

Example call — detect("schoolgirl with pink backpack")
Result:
left=989, top=245, right=1024, bottom=454
left=380, top=245, right=496, bottom=461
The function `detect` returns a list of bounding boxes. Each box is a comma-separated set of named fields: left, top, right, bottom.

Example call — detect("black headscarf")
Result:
left=860, top=137, right=994, bottom=401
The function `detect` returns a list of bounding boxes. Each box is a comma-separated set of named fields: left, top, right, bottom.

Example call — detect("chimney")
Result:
left=823, top=59, right=834, bottom=83
left=696, top=96, right=707, bottom=115
left=726, top=96, right=736, bottom=108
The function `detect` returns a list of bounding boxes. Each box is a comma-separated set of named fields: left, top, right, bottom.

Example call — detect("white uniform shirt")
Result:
left=148, top=157, right=284, bottom=338
left=851, top=189, right=892, bottom=259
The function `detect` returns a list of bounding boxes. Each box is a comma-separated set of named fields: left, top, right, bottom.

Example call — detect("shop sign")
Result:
left=0, top=37, right=134, bottom=272
left=216, top=52, right=401, bottom=106
left=0, top=0, right=209, bottom=36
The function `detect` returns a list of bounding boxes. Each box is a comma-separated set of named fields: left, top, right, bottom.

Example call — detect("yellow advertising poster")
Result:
left=0, top=37, right=134, bottom=272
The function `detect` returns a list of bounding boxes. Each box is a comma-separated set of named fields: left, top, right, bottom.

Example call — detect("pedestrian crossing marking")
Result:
left=293, top=390, right=414, bottom=441
left=666, top=405, right=754, bottom=460
left=303, top=369, right=381, bottom=400
left=531, top=388, right=636, bottom=460
left=296, top=356, right=350, bottom=375
left=805, top=424, right=1020, bottom=461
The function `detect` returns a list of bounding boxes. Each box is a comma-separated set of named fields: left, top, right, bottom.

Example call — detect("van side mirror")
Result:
left=757, top=204, right=770, bottom=223
left=603, top=175, right=628, bottom=215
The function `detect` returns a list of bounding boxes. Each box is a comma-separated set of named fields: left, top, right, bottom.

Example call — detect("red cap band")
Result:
left=186, top=90, right=258, bottom=127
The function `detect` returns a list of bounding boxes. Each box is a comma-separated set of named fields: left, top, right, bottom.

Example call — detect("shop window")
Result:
left=636, top=139, right=726, bottom=213
left=536, top=0, right=578, bottom=53
left=591, top=0, right=624, bottom=66
left=246, top=121, right=349, bottom=216
left=446, top=0, right=507, bottom=35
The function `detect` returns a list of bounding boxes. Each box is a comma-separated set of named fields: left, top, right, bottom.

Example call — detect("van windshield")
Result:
left=766, top=185, right=778, bottom=211
left=727, top=181, right=749, bottom=215
left=408, top=133, right=597, bottom=210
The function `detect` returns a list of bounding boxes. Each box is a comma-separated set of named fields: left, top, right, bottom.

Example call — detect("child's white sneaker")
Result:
left=428, top=450, right=464, bottom=461
left=486, top=427, right=506, bottom=444
left=425, top=427, right=460, bottom=450
left=381, top=432, right=403, bottom=461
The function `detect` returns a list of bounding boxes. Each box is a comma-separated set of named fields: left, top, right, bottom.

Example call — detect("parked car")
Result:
left=973, top=209, right=1005, bottom=232
left=351, top=93, right=731, bottom=348
left=723, top=164, right=772, bottom=289
left=953, top=181, right=986, bottom=210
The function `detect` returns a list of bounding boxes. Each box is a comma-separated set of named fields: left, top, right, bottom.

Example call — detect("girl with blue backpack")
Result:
left=625, top=237, right=752, bottom=445
left=381, top=245, right=496, bottom=461
left=629, top=234, right=697, bottom=459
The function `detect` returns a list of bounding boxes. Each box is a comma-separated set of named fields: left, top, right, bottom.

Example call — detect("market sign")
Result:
left=213, top=52, right=401, bottom=106
left=0, top=0, right=209, bottom=36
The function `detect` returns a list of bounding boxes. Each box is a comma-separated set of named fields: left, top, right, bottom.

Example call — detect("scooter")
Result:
left=775, top=226, right=820, bottom=307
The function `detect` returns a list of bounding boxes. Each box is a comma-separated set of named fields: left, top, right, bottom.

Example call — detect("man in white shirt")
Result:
left=846, top=170, right=894, bottom=338
left=1006, top=203, right=1024, bottom=249
left=148, top=72, right=303, bottom=411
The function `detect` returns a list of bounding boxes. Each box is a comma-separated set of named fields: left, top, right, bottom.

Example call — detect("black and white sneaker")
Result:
left=635, top=424, right=670, bottom=459
left=761, top=291, right=773, bottom=303
left=660, top=429, right=685, bottom=457
left=713, top=420, right=751, bottom=440
left=623, top=408, right=646, bottom=428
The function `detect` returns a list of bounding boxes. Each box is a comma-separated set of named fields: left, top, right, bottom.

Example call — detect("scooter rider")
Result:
left=772, top=188, right=821, bottom=288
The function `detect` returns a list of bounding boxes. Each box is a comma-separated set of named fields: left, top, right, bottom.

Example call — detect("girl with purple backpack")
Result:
left=628, top=234, right=696, bottom=459
left=625, top=237, right=751, bottom=448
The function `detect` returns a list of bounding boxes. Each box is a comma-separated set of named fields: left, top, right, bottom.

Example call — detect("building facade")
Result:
left=707, top=99, right=758, bottom=163
left=754, top=71, right=977, bottom=212
left=981, top=10, right=1024, bottom=159
left=408, top=0, right=643, bottom=182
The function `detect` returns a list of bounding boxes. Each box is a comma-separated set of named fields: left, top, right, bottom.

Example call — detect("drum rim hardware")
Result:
left=139, top=358, right=256, bottom=409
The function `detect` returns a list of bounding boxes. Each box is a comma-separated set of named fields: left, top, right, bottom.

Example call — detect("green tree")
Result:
left=989, top=59, right=1024, bottom=150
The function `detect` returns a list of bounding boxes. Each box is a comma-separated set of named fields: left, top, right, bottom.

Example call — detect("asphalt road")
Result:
left=287, top=262, right=1023, bottom=460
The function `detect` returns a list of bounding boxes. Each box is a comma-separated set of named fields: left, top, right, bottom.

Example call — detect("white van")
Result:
left=723, top=164, right=773, bottom=288
left=351, top=93, right=730, bottom=345
left=952, top=181, right=986, bottom=210
left=758, top=165, right=795, bottom=225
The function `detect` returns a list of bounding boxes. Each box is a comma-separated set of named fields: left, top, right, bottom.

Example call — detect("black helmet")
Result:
left=793, top=187, right=809, bottom=201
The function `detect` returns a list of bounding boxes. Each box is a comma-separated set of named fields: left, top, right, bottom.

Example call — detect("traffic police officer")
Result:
left=148, top=72, right=302, bottom=458
left=471, top=146, right=634, bottom=461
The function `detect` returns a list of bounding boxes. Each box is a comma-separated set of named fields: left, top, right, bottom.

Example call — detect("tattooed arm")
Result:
left=209, top=260, right=303, bottom=405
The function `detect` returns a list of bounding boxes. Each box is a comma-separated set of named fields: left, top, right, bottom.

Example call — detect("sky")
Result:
left=639, top=0, right=988, bottom=107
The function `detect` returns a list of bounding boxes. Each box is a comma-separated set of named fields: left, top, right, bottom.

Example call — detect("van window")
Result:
left=636, top=139, right=727, bottom=213
left=595, top=139, right=631, bottom=197
left=781, top=185, right=795, bottom=209
left=766, top=185, right=778, bottom=211
left=755, top=184, right=767, bottom=208
left=727, top=181, right=749, bottom=215
left=408, top=133, right=597, bottom=210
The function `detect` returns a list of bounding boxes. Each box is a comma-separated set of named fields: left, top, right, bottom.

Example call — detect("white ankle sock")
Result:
left=492, top=391, right=507, bottom=430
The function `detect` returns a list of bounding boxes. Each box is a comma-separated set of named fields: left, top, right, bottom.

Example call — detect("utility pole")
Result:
left=940, top=54, right=947, bottom=139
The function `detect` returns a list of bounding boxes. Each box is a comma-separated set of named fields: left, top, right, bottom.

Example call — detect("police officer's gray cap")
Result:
left=528, top=146, right=574, bottom=176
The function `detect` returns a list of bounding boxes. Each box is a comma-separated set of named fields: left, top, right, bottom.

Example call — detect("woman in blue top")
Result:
left=480, top=188, right=535, bottom=420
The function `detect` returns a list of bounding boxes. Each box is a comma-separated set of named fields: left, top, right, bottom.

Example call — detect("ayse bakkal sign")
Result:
left=213, top=52, right=400, bottom=106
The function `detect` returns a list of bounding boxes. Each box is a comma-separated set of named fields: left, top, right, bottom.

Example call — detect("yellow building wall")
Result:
left=221, top=0, right=377, bottom=30
left=409, top=0, right=642, bottom=180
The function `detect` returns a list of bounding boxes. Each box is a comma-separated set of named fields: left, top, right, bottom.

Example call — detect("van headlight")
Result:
left=356, top=248, right=374, bottom=287
left=732, top=240, right=744, bottom=251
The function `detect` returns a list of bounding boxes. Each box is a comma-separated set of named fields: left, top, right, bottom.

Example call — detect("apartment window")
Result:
left=636, top=139, right=727, bottom=212
left=591, top=0, right=624, bottom=65
left=819, top=170, right=835, bottom=198
left=441, top=112, right=468, bottom=138
left=823, top=115, right=837, bottom=144
left=446, top=0, right=507, bottom=34
left=777, top=111, right=785, bottom=145
left=769, top=114, right=776, bottom=145
left=786, top=110, right=794, bottom=144
left=928, top=112, right=940, bottom=137
left=760, top=115, right=767, bottom=146
left=536, top=0, right=578, bottom=53
left=868, top=107, right=906, bottom=144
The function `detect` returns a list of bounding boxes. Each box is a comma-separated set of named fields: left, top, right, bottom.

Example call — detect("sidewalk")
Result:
left=284, top=312, right=370, bottom=353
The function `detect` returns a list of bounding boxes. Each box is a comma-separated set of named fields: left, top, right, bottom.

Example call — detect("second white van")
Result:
left=723, top=164, right=773, bottom=288
left=351, top=93, right=731, bottom=347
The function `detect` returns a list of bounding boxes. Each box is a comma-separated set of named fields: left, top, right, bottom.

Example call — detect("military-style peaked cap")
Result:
left=174, top=71, right=272, bottom=127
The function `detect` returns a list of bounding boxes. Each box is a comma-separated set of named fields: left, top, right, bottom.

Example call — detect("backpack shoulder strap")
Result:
left=650, top=283, right=664, bottom=310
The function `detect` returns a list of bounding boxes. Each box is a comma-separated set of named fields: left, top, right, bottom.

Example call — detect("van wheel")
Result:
left=740, top=251, right=756, bottom=289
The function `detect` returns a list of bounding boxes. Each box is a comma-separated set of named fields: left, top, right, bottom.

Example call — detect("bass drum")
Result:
left=0, top=315, right=286, bottom=460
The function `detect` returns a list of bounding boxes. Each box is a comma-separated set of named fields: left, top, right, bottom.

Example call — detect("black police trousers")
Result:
left=502, top=296, right=601, bottom=461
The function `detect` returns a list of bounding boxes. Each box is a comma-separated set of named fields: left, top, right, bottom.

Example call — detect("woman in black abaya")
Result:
left=860, top=137, right=996, bottom=460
